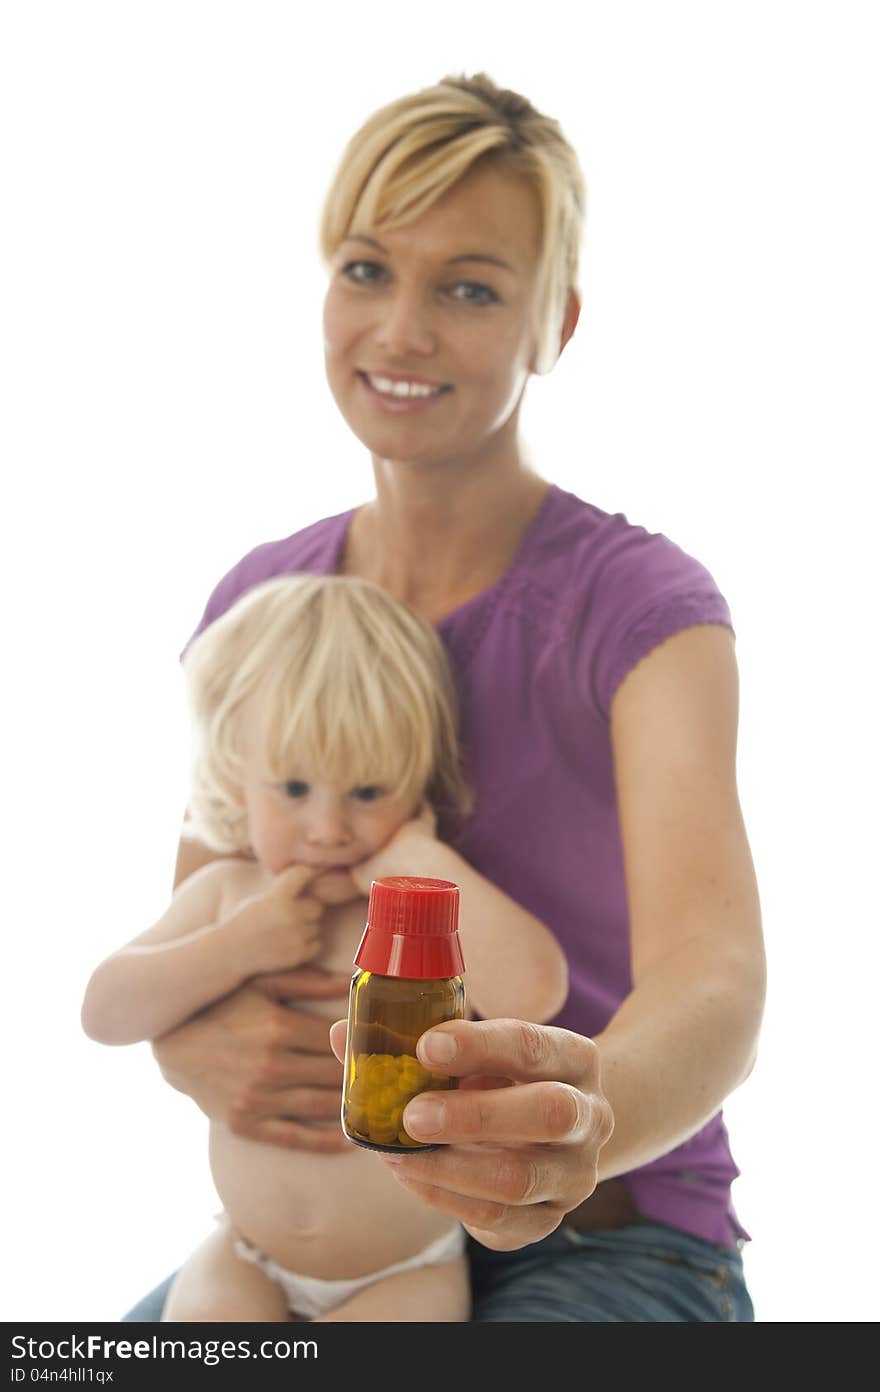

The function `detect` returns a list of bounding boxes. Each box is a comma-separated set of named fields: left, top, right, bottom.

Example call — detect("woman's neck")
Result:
left=339, top=450, right=550, bottom=624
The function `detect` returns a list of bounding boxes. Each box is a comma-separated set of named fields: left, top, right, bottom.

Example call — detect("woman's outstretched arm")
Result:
left=326, top=624, right=765, bottom=1249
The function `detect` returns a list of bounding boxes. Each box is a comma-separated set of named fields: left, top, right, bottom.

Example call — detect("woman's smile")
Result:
left=357, top=369, right=454, bottom=413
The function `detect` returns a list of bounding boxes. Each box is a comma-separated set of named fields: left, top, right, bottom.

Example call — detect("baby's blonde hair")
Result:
left=318, top=72, right=586, bottom=375
left=181, top=574, right=471, bottom=853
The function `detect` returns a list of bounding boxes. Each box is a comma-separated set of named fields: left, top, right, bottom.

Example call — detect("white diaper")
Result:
left=232, top=1224, right=466, bottom=1320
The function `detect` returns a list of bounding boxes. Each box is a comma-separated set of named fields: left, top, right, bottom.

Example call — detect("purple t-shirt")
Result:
left=187, top=483, right=748, bottom=1247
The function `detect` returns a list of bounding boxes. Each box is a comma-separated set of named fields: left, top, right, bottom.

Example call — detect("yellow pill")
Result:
left=370, top=1126, right=398, bottom=1145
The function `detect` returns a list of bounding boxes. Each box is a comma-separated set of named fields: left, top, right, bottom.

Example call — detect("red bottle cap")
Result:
left=353, top=877, right=465, bottom=980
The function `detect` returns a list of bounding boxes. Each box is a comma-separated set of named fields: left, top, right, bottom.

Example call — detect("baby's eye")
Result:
left=350, top=785, right=386, bottom=803
left=283, top=780, right=310, bottom=798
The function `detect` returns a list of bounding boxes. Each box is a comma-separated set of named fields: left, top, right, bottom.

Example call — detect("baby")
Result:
left=82, top=575, right=568, bottom=1322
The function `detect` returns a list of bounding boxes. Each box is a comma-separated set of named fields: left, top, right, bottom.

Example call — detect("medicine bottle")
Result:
left=342, top=876, right=465, bottom=1153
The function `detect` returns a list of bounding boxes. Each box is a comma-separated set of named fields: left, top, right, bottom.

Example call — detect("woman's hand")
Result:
left=329, top=1016, right=615, bottom=1249
left=154, top=966, right=352, bottom=1152
left=350, top=803, right=438, bottom=895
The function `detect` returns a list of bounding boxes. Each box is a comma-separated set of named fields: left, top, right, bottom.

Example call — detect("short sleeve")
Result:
left=179, top=554, right=254, bottom=662
left=178, top=509, right=355, bottom=661
left=178, top=537, right=300, bottom=661
left=573, top=520, right=734, bottom=721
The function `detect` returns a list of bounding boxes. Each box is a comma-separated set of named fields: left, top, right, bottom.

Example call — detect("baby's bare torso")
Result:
left=209, top=862, right=455, bottom=1279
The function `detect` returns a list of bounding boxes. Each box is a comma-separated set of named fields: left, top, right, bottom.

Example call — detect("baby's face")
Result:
left=243, top=761, right=421, bottom=879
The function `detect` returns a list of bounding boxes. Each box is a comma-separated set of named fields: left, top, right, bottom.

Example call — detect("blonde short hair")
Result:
left=182, top=575, right=471, bottom=853
left=318, top=72, right=586, bottom=375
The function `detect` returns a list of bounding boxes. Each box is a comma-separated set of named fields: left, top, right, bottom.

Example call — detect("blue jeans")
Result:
left=122, top=1220, right=753, bottom=1323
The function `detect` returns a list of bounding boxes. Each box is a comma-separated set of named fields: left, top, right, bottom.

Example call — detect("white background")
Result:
left=2, top=1, right=877, bottom=1324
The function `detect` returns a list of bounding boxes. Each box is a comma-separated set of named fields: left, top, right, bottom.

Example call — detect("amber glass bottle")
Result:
left=342, top=876, right=465, bottom=1153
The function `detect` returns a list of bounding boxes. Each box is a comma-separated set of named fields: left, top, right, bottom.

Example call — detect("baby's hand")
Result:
left=410, top=802, right=438, bottom=840
left=350, top=803, right=439, bottom=895
left=233, top=865, right=324, bottom=978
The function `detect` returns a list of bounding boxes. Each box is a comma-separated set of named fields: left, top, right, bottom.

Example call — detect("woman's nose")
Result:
left=375, top=288, right=436, bottom=358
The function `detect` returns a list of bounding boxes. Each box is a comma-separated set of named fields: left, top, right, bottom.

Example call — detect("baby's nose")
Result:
left=306, top=802, right=352, bottom=845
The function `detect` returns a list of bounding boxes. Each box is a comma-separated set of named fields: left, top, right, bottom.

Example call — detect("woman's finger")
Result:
left=257, top=969, right=352, bottom=1003
left=235, top=1043, right=343, bottom=1094
left=328, top=1018, right=347, bottom=1062
left=229, top=1081, right=342, bottom=1121
left=331, top=1019, right=598, bottom=1089
left=385, top=1138, right=577, bottom=1207
left=229, top=1113, right=350, bottom=1153
left=258, top=1003, right=349, bottom=1055
left=384, top=1167, right=569, bottom=1249
left=402, top=1080, right=610, bottom=1148
left=415, top=1017, right=601, bottom=1089
left=269, top=1086, right=345, bottom=1121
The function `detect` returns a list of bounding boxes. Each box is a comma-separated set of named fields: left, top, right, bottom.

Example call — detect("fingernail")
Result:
left=419, top=1032, right=458, bottom=1065
left=404, top=1097, right=446, bottom=1137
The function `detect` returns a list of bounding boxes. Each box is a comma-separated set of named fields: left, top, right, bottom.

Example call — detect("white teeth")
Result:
left=366, top=373, right=443, bottom=398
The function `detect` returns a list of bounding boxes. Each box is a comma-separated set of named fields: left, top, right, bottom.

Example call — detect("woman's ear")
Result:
left=559, top=289, right=582, bottom=355
left=529, top=289, right=582, bottom=375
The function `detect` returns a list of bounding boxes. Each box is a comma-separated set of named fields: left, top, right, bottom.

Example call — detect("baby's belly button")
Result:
left=223, top=1190, right=333, bottom=1245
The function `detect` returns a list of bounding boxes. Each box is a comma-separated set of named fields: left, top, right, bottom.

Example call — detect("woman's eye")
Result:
left=341, top=260, right=386, bottom=285
left=340, top=261, right=498, bottom=306
left=449, top=282, right=499, bottom=306
left=283, top=781, right=310, bottom=798
left=351, top=785, right=385, bottom=803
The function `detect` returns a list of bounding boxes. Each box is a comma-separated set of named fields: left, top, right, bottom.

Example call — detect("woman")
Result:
left=125, top=71, right=765, bottom=1322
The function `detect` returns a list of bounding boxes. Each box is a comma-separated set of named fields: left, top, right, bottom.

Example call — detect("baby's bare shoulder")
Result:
left=188, top=856, right=269, bottom=916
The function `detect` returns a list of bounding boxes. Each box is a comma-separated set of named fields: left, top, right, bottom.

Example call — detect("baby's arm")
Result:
left=353, top=815, right=568, bottom=1023
left=81, top=862, right=323, bottom=1046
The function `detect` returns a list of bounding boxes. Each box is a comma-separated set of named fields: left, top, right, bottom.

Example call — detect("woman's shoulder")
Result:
left=529, top=485, right=724, bottom=603
left=514, top=485, right=733, bottom=719
left=207, top=506, right=354, bottom=603
left=182, top=507, right=355, bottom=653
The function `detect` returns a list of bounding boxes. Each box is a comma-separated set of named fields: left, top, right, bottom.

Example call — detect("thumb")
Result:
left=272, top=863, right=324, bottom=899
left=328, top=1018, right=348, bottom=1062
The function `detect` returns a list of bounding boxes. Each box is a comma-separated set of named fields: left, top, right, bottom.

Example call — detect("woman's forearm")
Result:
left=393, top=839, right=569, bottom=1022
left=81, top=921, right=245, bottom=1046
left=592, top=933, right=766, bottom=1180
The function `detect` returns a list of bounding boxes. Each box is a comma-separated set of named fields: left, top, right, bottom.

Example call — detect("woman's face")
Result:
left=322, top=162, right=545, bottom=469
